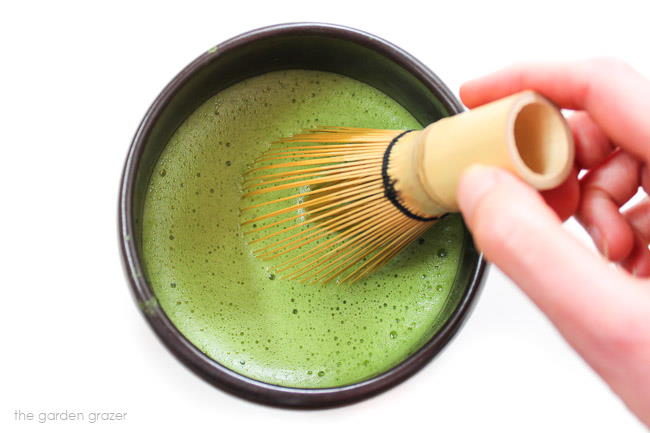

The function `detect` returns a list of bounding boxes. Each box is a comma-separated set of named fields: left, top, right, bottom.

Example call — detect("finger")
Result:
left=624, top=198, right=650, bottom=242
left=577, top=150, right=640, bottom=261
left=620, top=234, right=650, bottom=277
left=460, top=58, right=650, bottom=163
left=460, top=61, right=589, bottom=109
left=458, top=166, right=650, bottom=426
left=542, top=111, right=613, bottom=219
left=623, top=199, right=650, bottom=277
left=568, top=111, right=615, bottom=169
left=540, top=167, right=579, bottom=221
left=642, top=165, right=650, bottom=195
left=457, top=164, right=628, bottom=329
left=457, top=165, right=650, bottom=424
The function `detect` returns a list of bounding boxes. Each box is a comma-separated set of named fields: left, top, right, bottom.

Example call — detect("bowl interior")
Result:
left=122, top=24, right=483, bottom=407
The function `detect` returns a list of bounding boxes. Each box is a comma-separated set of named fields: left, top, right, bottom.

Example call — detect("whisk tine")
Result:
left=307, top=211, right=408, bottom=283
left=244, top=160, right=377, bottom=183
left=255, top=148, right=385, bottom=162
left=275, top=129, right=400, bottom=143
left=241, top=126, right=439, bottom=283
left=247, top=166, right=378, bottom=190
left=249, top=186, right=384, bottom=247
left=279, top=210, right=402, bottom=282
left=260, top=193, right=390, bottom=261
left=244, top=154, right=381, bottom=175
left=345, top=223, right=430, bottom=283
left=249, top=185, right=382, bottom=241
left=241, top=175, right=380, bottom=214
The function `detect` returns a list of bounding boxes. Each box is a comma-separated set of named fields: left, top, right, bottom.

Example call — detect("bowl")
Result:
left=118, top=22, right=486, bottom=408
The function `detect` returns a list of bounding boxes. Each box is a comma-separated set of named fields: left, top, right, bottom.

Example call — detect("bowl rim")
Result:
left=118, top=21, right=487, bottom=408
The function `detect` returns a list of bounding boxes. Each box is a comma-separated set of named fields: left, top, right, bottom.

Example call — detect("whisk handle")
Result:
left=416, top=90, right=575, bottom=211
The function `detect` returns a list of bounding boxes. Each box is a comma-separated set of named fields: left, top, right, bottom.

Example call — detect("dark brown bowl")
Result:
left=118, top=22, right=486, bottom=408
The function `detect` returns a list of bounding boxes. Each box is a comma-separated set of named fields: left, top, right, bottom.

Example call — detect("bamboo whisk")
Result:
left=241, top=91, right=574, bottom=284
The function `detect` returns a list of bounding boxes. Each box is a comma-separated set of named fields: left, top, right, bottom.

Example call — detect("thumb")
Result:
left=457, top=165, right=650, bottom=424
left=457, top=165, right=628, bottom=330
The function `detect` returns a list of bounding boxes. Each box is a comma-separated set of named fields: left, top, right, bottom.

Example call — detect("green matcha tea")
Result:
left=142, top=70, right=465, bottom=388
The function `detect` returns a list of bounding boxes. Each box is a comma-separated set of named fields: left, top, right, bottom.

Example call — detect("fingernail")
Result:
left=587, top=226, right=609, bottom=259
left=458, top=165, right=500, bottom=219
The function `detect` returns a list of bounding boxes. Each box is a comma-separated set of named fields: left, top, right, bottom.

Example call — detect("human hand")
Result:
left=457, top=58, right=650, bottom=425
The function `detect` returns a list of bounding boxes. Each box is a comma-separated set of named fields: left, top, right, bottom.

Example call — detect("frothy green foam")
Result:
left=142, top=70, right=465, bottom=388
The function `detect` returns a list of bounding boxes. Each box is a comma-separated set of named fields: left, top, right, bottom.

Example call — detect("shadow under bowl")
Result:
left=118, top=22, right=486, bottom=408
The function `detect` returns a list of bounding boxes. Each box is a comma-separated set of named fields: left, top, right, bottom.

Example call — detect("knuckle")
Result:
left=578, top=58, right=633, bottom=103
left=585, top=56, right=632, bottom=74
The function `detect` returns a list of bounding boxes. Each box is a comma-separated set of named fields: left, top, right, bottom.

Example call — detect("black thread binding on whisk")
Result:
left=381, top=130, right=447, bottom=222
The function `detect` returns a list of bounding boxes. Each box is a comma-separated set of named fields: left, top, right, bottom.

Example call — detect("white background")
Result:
left=2, top=1, right=648, bottom=431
